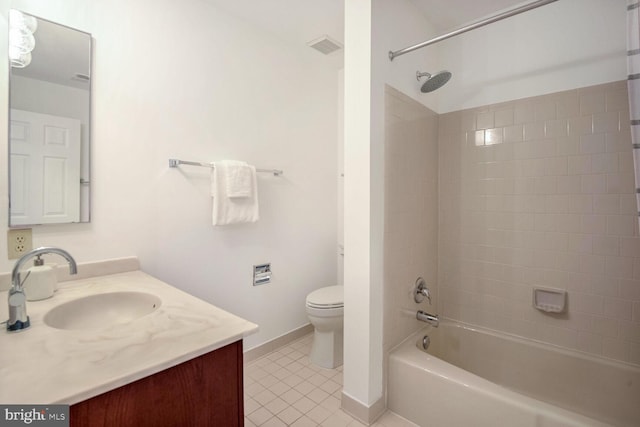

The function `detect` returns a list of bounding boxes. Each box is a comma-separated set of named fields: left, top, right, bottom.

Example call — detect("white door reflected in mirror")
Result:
left=10, top=109, right=81, bottom=225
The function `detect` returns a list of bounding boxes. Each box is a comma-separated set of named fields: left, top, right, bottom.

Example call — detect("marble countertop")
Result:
left=0, top=268, right=258, bottom=404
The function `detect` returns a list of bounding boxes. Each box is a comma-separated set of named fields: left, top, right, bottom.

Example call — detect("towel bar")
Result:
left=169, top=159, right=283, bottom=176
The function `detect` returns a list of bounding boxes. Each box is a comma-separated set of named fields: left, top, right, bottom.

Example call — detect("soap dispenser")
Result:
left=23, top=255, right=56, bottom=301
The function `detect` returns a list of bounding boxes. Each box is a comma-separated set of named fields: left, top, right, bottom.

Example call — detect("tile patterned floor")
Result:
left=244, top=334, right=418, bottom=427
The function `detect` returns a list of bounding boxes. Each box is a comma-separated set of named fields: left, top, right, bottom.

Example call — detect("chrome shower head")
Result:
left=416, top=70, right=452, bottom=93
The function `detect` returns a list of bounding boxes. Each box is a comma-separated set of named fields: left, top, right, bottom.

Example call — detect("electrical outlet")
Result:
left=7, top=228, right=33, bottom=259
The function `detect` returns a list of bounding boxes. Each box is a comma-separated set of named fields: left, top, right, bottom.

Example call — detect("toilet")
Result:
left=305, top=285, right=344, bottom=369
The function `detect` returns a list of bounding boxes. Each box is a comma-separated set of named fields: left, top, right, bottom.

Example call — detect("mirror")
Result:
left=8, top=10, right=91, bottom=226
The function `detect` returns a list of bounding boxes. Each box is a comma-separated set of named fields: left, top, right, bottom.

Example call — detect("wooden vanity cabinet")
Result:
left=70, top=341, right=244, bottom=427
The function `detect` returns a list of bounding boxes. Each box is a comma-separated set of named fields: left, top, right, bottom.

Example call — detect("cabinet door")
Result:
left=70, top=341, right=244, bottom=427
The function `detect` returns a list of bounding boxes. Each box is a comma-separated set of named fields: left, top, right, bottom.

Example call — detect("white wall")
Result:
left=343, top=0, right=375, bottom=410
left=1, top=0, right=338, bottom=349
left=342, top=0, right=438, bottom=413
left=337, top=68, right=344, bottom=287
left=437, top=0, right=627, bottom=113
left=371, top=0, right=440, bottom=113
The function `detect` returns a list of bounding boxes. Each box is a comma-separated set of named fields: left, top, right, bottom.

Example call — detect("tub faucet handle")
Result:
left=414, top=277, right=431, bottom=304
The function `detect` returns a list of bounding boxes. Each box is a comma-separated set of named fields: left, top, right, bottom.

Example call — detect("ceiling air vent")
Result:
left=307, top=35, right=342, bottom=55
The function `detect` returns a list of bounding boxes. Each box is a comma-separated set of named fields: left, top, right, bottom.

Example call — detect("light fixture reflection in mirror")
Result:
left=8, top=11, right=92, bottom=226
left=8, top=9, right=37, bottom=68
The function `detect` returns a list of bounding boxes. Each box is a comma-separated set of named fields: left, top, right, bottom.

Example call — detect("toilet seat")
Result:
left=306, top=286, right=343, bottom=310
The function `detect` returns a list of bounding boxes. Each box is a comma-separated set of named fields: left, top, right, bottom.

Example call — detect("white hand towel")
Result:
left=225, top=161, right=253, bottom=198
left=211, top=161, right=259, bottom=226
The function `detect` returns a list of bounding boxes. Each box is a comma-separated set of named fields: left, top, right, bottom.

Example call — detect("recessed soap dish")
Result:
left=533, top=287, right=567, bottom=313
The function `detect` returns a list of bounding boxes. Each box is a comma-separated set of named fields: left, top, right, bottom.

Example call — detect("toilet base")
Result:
left=310, top=329, right=343, bottom=369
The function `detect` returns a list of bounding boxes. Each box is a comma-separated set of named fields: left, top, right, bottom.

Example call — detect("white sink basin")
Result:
left=44, top=292, right=162, bottom=330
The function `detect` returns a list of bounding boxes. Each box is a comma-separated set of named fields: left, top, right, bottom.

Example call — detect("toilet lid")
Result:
left=306, top=286, right=344, bottom=309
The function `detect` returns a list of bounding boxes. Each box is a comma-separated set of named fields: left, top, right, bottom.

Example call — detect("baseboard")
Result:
left=243, top=323, right=314, bottom=363
left=341, top=390, right=386, bottom=425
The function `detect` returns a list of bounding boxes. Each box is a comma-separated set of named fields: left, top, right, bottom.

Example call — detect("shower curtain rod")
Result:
left=388, top=0, right=559, bottom=61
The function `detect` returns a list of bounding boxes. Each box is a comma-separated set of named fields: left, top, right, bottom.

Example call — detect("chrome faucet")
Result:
left=416, top=310, right=439, bottom=327
left=7, top=247, right=77, bottom=332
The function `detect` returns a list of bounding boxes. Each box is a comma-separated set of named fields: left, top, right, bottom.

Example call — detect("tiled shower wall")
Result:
left=438, top=81, right=640, bottom=365
left=384, top=87, right=439, bottom=352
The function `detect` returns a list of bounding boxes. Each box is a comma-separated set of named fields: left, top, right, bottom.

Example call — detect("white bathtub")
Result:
left=388, top=320, right=640, bottom=427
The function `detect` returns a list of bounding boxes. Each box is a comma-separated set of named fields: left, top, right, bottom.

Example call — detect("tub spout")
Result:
left=417, top=310, right=439, bottom=327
